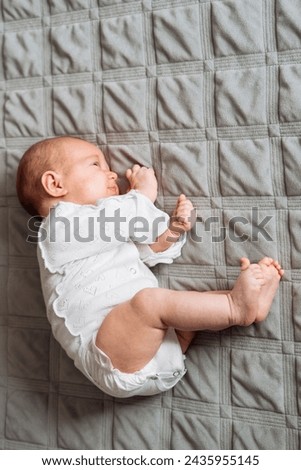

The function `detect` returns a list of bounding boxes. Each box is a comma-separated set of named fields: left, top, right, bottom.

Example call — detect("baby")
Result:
left=16, top=136, right=284, bottom=398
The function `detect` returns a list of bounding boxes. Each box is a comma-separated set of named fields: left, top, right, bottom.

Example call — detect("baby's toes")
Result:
left=272, top=260, right=285, bottom=277
left=240, top=257, right=250, bottom=271
left=258, top=257, right=274, bottom=267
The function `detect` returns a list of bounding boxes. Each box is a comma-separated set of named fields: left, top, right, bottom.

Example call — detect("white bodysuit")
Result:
left=38, top=190, right=187, bottom=397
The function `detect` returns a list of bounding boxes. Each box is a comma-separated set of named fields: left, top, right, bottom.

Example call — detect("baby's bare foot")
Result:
left=271, top=259, right=285, bottom=278
left=228, top=258, right=265, bottom=327
left=254, top=257, right=283, bottom=322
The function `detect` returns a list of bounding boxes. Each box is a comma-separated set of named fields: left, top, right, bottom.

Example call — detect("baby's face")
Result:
left=61, top=139, right=119, bottom=205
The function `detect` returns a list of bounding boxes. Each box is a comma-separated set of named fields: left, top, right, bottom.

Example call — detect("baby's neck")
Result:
left=39, top=197, right=62, bottom=218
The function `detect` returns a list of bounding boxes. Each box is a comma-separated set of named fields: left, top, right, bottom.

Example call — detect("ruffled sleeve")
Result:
left=136, top=234, right=186, bottom=267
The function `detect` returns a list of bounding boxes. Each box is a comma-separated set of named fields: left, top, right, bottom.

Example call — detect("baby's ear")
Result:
left=41, top=171, right=67, bottom=197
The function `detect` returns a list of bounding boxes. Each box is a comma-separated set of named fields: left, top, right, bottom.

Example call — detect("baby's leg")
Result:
left=175, top=290, right=231, bottom=352
left=96, top=258, right=282, bottom=373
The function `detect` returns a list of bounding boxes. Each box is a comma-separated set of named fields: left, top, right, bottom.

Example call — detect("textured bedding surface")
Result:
left=1, top=0, right=301, bottom=450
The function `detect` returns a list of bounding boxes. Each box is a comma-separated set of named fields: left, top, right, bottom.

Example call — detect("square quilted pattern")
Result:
left=2, top=0, right=42, bottom=21
left=49, top=0, right=90, bottom=15
left=219, top=139, right=273, bottom=196
left=171, top=411, right=220, bottom=449
left=160, top=143, right=209, bottom=197
left=276, top=0, right=301, bottom=51
left=6, top=390, right=49, bottom=446
left=215, top=68, right=266, bottom=126
left=52, top=85, right=95, bottom=134
left=153, top=5, right=202, bottom=63
left=231, top=350, right=285, bottom=413
left=101, top=14, right=145, bottom=69
left=58, top=396, right=105, bottom=449
left=3, top=31, right=43, bottom=79
left=51, top=23, right=93, bottom=74
left=157, top=75, right=203, bottom=129
left=211, top=0, right=264, bottom=56
left=282, top=138, right=301, bottom=196
left=5, top=90, right=45, bottom=137
left=113, top=403, right=161, bottom=449
left=103, top=80, right=148, bottom=132
left=8, top=328, right=50, bottom=381
left=279, top=65, right=301, bottom=122
left=1, top=0, right=300, bottom=451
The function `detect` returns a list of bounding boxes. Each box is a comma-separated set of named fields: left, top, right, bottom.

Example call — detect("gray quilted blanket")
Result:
left=1, top=0, right=300, bottom=450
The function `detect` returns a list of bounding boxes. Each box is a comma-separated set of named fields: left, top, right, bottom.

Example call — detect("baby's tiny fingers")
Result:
left=132, top=164, right=141, bottom=173
left=177, top=194, right=186, bottom=204
left=177, top=202, right=194, bottom=213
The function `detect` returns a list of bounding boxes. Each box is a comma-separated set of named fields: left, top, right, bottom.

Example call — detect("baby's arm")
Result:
left=125, top=165, right=194, bottom=253
left=149, top=194, right=195, bottom=253
left=126, top=164, right=157, bottom=203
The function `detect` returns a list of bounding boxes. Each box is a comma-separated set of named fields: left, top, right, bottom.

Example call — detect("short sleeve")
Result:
left=136, top=234, right=186, bottom=267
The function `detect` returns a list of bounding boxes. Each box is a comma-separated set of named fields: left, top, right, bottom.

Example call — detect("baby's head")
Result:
left=16, top=136, right=119, bottom=217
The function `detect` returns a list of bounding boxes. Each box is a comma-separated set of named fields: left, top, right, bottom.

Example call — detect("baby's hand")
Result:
left=170, top=194, right=196, bottom=234
left=126, top=164, right=158, bottom=203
